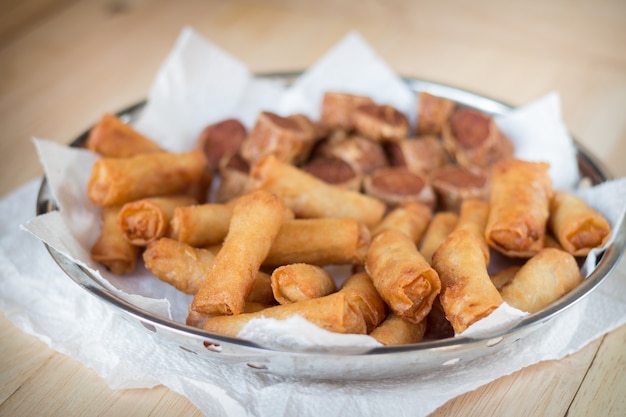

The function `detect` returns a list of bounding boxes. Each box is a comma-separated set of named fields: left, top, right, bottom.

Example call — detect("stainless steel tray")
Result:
left=37, top=74, right=626, bottom=380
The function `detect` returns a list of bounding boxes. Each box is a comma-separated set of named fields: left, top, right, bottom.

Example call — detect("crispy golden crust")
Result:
left=85, top=113, right=163, bottom=157
left=271, top=263, right=336, bottom=304
left=90, top=205, right=139, bottom=275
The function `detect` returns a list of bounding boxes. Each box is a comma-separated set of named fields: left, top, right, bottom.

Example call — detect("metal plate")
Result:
left=36, top=74, right=626, bottom=379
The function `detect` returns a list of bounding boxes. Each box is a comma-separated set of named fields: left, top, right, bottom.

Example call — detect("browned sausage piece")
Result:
left=196, top=118, right=247, bottom=171
left=430, top=164, right=489, bottom=213
left=386, top=135, right=450, bottom=174
left=215, top=153, right=253, bottom=203
left=352, top=103, right=409, bottom=142
left=302, top=156, right=362, bottom=191
left=363, top=166, right=435, bottom=209
left=416, top=92, right=456, bottom=136
left=320, top=91, right=375, bottom=131
left=314, top=133, right=388, bottom=175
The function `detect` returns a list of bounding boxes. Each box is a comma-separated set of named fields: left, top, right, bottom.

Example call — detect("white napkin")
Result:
left=2, top=27, right=626, bottom=416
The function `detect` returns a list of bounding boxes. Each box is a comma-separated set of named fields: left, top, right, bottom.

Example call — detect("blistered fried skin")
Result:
left=365, top=230, right=441, bottom=324
left=386, top=135, right=450, bottom=174
left=432, top=229, right=503, bottom=334
left=85, top=113, right=163, bottom=158
left=320, top=91, right=375, bottom=131
left=490, top=265, right=521, bottom=290
left=240, top=111, right=317, bottom=165
left=372, top=201, right=433, bottom=244
left=189, top=190, right=288, bottom=316
left=430, top=164, right=489, bottom=213
left=168, top=203, right=233, bottom=247
left=302, top=156, right=362, bottom=191
left=369, top=313, right=427, bottom=346
left=201, top=292, right=368, bottom=337
left=87, top=150, right=208, bottom=207
left=91, top=205, right=139, bottom=275
left=485, top=158, right=553, bottom=258
left=416, top=92, right=456, bottom=136
left=196, top=118, right=247, bottom=171
left=442, top=106, right=514, bottom=169
left=352, top=103, right=409, bottom=142
left=499, top=248, right=582, bottom=313
left=251, top=155, right=386, bottom=229
left=419, top=211, right=459, bottom=265
left=454, top=199, right=491, bottom=263
left=339, top=271, right=388, bottom=333
left=363, top=167, right=436, bottom=209
left=270, top=263, right=337, bottom=305
left=314, top=133, right=388, bottom=176
left=549, top=191, right=611, bottom=256
left=117, top=196, right=196, bottom=246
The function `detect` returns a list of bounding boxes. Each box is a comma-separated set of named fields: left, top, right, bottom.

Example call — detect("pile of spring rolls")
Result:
left=84, top=92, right=612, bottom=346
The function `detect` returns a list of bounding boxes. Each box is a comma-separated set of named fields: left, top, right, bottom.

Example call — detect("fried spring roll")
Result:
left=118, top=196, right=196, bottom=246
left=264, top=218, right=371, bottom=266
left=90, top=205, right=139, bottom=275
left=251, top=155, right=386, bottom=229
left=419, top=212, right=458, bottom=265
left=489, top=265, right=521, bottom=290
left=271, top=263, right=336, bottom=304
left=339, top=271, right=388, bottom=333
left=190, top=190, right=287, bottom=316
left=372, top=201, right=432, bottom=244
left=500, top=248, right=583, bottom=313
left=143, top=238, right=274, bottom=304
left=168, top=203, right=233, bottom=247
left=87, top=150, right=208, bottom=206
left=485, top=158, right=552, bottom=257
left=201, top=292, right=368, bottom=337
left=369, top=313, right=427, bottom=346
left=549, top=191, right=611, bottom=256
left=365, top=230, right=441, bottom=324
left=85, top=113, right=163, bottom=157
left=432, top=229, right=503, bottom=334
left=454, top=199, right=490, bottom=262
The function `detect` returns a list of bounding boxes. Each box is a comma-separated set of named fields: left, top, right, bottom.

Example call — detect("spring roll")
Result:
left=454, top=199, right=490, bottom=262
left=85, top=113, right=163, bottom=157
left=201, top=291, right=367, bottom=337
left=251, top=155, right=386, bottom=229
left=369, top=313, right=427, bottom=346
left=190, top=190, right=287, bottom=316
left=549, top=191, right=611, bottom=256
left=90, top=205, right=139, bottom=275
left=489, top=265, right=521, bottom=290
left=365, top=230, right=441, bottom=324
left=419, top=212, right=458, bottom=265
left=485, top=158, right=552, bottom=257
left=87, top=150, right=208, bottom=206
left=271, top=263, right=336, bottom=304
left=499, top=248, right=583, bottom=313
left=339, top=271, right=388, bottom=332
left=264, top=217, right=371, bottom=266
left=143, top=238, right=275, bottom=304
left=118, top=196, right=196, bottom=246
left=432, top=229, right=503, bottom=334
left=168, top=203, right=233, bottom=247
left=371, top=201, right=433, bottom=244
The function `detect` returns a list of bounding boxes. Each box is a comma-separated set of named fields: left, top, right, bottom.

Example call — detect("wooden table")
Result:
left=1, top=1, right=625, bottom=416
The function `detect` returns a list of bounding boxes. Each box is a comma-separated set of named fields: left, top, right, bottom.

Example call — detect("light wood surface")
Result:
left=1, top=0, right=625, bottom=416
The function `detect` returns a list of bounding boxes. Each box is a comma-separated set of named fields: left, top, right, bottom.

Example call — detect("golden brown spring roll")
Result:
left=365, top=230, right=441, bottom=324
left=499, top=248, right=583, bottom=313
left=489, top=265, right=521, bottom=290
left=369, top=313, right=427, bottom=346
left=454, top=199, right=490, bottom=263
left=168, top=203, right=233, bottom=247
left=371, top=201, right=433, bottom=244
left=85, top=113, right=163, bottom=157
left=87, top=150, right=208, bottom=206
left=118, top=196, right=196, bottom=246
left=432, top=229, right=503, bottom=334
left=201, top=291, right=367, bottom=337
left=419, top=212, right=459, bottom=265
left=90, top=205, right=139, bottom=275
left=264, top=217, right=371, bottom=266
left=143, top=238, right=275, bottom=304
left=251, top=155, right=386, bottom=229
left=190, top=190, right=287, bottom=316
left=485, top=158, right=552, bottom=257
left=339, top=271, right=388, bottom=333
left=270, top=263, right=336, bottom=304
left=549, top=191, right=611, bottom=256
left=187, top=301, right=271, bottom=329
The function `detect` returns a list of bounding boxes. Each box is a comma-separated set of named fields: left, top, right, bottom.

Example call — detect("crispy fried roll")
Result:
left=189, top=190, right=287, bottom=316
left=365, top=230, right=441, bottom=324
left=90, top=205, right=139, bottom=275
left=339, top=271, right=388, bottom=333
left=499, top=248, right=582, bottom=313
left=168, top=203, right=233, bottom=247
left=371, top=201, right=433, bottom=244
left=369, top=313, right=427, bottom=346
left=549, top=191, right=611, bottom=256
left=484, top=158, right=553, bottom=257
left=270, top=263, right=336, bottom=304
left=85, top=113, right=162, bottom=158
left=419, top=212, right=459, bottom=265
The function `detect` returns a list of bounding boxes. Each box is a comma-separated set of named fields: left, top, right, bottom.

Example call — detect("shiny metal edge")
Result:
left=36, top=74, right=626, bottom=361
